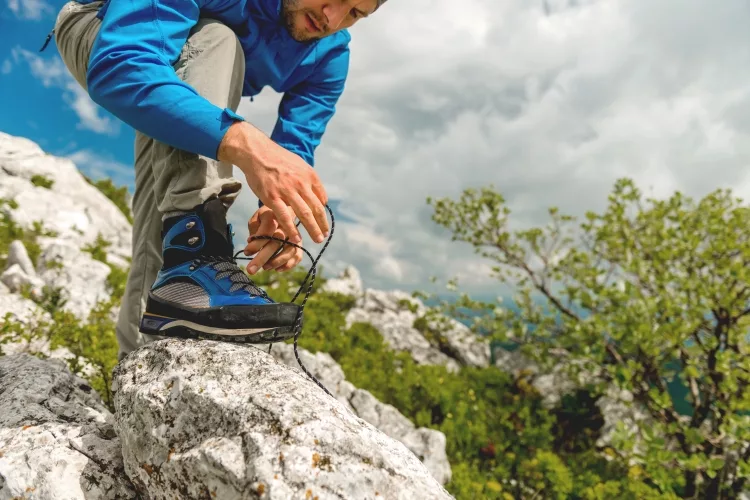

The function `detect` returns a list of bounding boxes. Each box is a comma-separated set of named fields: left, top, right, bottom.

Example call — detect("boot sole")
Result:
left=139, top=293, right=301, bottom=344
left=139, top=312, right=298, bottom=344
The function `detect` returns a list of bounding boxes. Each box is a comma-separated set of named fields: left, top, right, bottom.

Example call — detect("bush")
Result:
left=84, top=176, right=133, bottom=224
left=427, top=177, right=750, bottom=497
left=30, top=174, right=54, bottom=189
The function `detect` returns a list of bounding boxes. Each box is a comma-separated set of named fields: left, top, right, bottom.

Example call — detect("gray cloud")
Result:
left=228, top=0, right=750, bottom=296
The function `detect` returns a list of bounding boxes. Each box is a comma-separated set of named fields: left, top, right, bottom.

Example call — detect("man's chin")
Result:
left=288, top=27, right=323, bottom=43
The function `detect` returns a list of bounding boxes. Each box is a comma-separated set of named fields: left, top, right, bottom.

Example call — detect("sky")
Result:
left=2, top=0, right=750, bottom=301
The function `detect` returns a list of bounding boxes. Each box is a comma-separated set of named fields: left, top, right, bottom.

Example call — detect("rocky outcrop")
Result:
left=0, top=132, right=454, bottom=491
left=0, top=353, right=135, bottom=499
left=270, top=342, right=451, bottom=485
left=113, top=339, right=453, bottom=500
left=324, top=266, right=491, bottom=371
left=0, top=131, right=131, bottom=321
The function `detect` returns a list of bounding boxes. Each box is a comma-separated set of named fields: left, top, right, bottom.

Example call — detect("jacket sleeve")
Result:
left=86, top=0, right=245, bottom=160
left=270, top=42, right=350, bottom=167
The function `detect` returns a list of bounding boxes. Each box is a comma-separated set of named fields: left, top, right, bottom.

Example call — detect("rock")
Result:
left=347, top=389, right=451, bottom=486
left=36, top=240, right=113, bottom=320
left=322, top=265, right=363, bottom=297
left=492, top=346, right=583, bottom=408
left=0, top=354, right=135, bottom=499
left=347, top=289, right=460, bottom=371
left=347, top=289, right=464, bottom=371
left=0, top=132, right=132, bottom=271
left=322, top=266, right=491, bottom=370
left=269, top=342, right=451, bottom=485
left=424, top=316, right=491, bottom=368
left=596, top=386, right=651, bottom=451
left=6, top=240, right=35, bottom=275
left=113, top=339, right=453, bottom=500
left=0, top=292, right=42, bottom=325
left=0, top=263, right=45, bottom=295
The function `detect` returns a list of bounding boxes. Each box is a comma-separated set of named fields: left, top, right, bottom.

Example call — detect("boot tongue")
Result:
left=199, top=199, right=232, bottom=258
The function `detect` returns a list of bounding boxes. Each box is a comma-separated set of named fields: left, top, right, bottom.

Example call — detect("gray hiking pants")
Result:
left=54, top=1, right=245, bottom=360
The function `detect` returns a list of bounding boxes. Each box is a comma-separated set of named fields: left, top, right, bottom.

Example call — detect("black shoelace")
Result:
left=190, top=256, right=272, bottom=300
left=233, top=204, right=335, bottom=397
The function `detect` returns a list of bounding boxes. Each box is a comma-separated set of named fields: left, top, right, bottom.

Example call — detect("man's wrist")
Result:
left=218, top=121, right=262, bottom=170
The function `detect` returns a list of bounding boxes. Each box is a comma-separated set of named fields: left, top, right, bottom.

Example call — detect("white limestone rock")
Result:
left=113, top=339, right=453, bottom=500
left=269, top=342, right=452, bottom=485
left=6, top=240, right=35, bottom=276
left=0, top=263, right=45, bottom=295
left=0, top=293, right=42, bottom=326
left=0, top=354, right=135, bottom=499
left=346, top=289, right=461, bottom=371
left=0, top=132, right=131, bottom=269
left=36, top=239, right=113, bottom=320
left=321, top=264, right=490, bottom=370
left=321, top=265, right=364, bottom=297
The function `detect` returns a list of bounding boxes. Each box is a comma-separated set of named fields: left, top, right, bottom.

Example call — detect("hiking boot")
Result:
left=139, top=198, right=300, bottom=343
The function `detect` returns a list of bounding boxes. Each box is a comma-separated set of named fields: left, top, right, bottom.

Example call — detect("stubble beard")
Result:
left=281, top=0, right=319, bottom=42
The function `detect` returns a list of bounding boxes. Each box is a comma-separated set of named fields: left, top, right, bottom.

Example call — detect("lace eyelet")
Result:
left=188, top=236, right=200, bottom=245
left=186, top=221, right=195, bottom=229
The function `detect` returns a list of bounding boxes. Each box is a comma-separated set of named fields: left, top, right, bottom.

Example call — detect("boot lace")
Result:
left=231, top=204, right=336, bottom=397
left=191, top=255, right=271, bottom=300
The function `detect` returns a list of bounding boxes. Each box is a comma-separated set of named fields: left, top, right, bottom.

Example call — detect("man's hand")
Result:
left=218, top=121, right=329, bottom=245
left=243, top=206, right=304, bottom=275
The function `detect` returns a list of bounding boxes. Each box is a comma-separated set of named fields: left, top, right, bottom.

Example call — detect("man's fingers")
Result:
left=275, top=251, right=302, bottom=272
left=263, top=245, right=297, bottom=271
left=267, top=200, right=301, bottom=244
left=245, top=210, right=278, bottom=255
left=301, top=187, right=329, bottom=237
left=311, top=178, right=328, bottom=205
left=288, top=192, right=325, bottom=244
left=272, top=247, right=303, bottom=273
left=246, top=230, right=285, bottom=274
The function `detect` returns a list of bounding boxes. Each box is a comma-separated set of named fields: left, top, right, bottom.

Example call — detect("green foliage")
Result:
left=0, top=188, right=127, bottom=410
left=84, top=175, right=134, bottom=224
left=30, top=174, right=54, bottom=189
left=1, top=259, right=126, bottom=410
left=0, top=198, right=57, bottom=269
left=1, top=294, right=121, bottom=410
left=427, top=177, right=750, bottom=497
left=82, top=233, right=112, bottom=263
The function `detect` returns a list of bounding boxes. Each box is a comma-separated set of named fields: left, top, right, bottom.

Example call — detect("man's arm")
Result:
left=86, top=0, right=246, bottom=160
left=270, top=41, right=351, bottom=167
left=253, top=40, right=349, bottom=214
left=85, top=0, right=331, bottom=242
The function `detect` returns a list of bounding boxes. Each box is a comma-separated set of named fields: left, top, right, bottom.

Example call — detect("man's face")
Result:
left=281, top=0, right=380, bottom=42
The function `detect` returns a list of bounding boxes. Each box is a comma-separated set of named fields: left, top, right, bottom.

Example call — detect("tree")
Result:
left=427, top=178, right=750, bottom=498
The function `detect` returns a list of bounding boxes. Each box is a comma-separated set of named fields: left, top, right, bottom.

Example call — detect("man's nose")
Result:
left=321, top=3, right=348, bottom=30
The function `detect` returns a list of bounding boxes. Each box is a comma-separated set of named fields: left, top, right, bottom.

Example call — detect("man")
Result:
left=52, top=0, right=385, bottom=360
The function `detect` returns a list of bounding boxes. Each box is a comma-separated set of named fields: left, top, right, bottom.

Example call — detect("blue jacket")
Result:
left=76, top=0, right=351, bottom=166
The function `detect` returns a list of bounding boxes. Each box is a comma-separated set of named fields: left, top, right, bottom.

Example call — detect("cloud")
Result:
left=1, top=60, right=11, bottom=74
left=65, top=149, right=134, bottom=188
left=11, top=47, right=119, bottom=136
left=225, top=0, right=750, bottom=296
left=7, top=0, right=53, bottom=20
